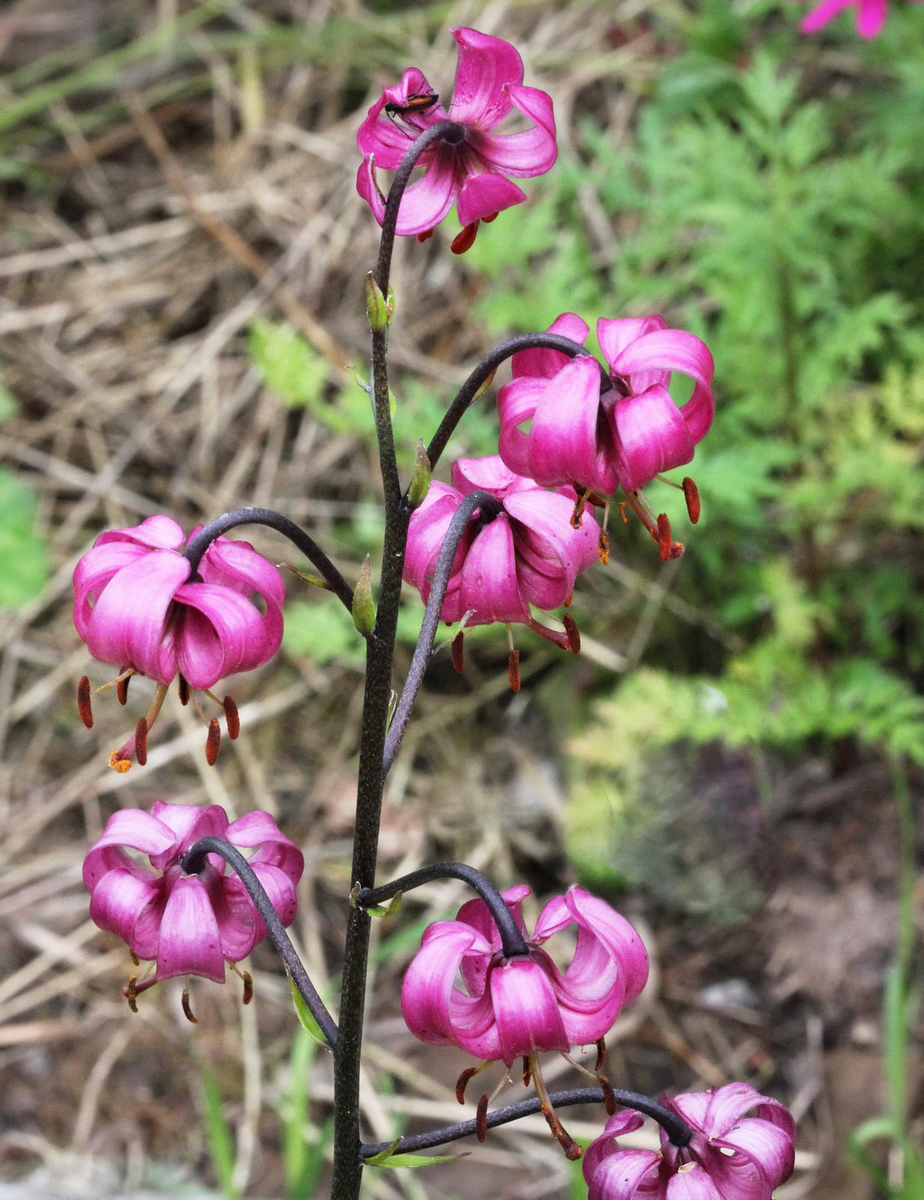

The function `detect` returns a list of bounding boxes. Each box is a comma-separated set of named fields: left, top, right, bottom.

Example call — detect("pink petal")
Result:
left=597, top=316, right=667, bottom=373
left=155, top=874, right=226, bottom=983
left=665, top=1163, right=723, bottom=1200
left=171, top=582, right=274, bottom=687
left=608, top=327, right=715, bottom=443
left=83, top=551, right=190, bottom=682
left=512, top=313, right=589, bottom=379
left=489, top=957, right=569, bottom=1062
left=524, top=355, right=620, bottom=492
left=357, top=68, right=444, bottom=166
left=73, top=542, right=157, bottom=640
left=401, top=924, right=502, bottom=1061
left=458, top=515, right=530, bottom=626
left=611, top=385, right=697, bottom=493
left=456, top=171, right=526, bottom=226
left=585, top=1148, right=665, bottom=1200
left=451, top=454, right=519, bottom=496
left=226, top=811, right=304, bottom=885
left=88, top=866, right=163, bottom=950
left=700, top=1083, right=795, bottom=1138
left=472, top=84, right=558, bottom=176
left=583, top=1111, right=647, bottom=1182
left=83, top=808, right=180, bottom=887
left=449, top=28, right=523, bottom=127
left=712, top=1119, right=796, bottom=1191
left=93, top=515, right=186, bottom=551
left=200, top=536, right=285, bottom=607
left=497, top=377, right=545, bottom=478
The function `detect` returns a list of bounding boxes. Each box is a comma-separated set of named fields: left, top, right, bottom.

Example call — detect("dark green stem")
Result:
left=181, top=836, right=339, bottom=1049
left=182, top=506, right=354, bottom=612
left=357, top=860, right=530, bottom=959
left=359, top=1087, right=693, bottom=1156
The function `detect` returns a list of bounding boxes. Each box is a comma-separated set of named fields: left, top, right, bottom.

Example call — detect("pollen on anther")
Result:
left=223, top=696, right=240, bottom=740
left=205, top=718, right=221, bottom=766
left=109, top=751, right=132, bottom=773
left=597, top=529, right=610, bottom=566
left=656, top=513, right=673, bottom=560
left=125, top=976, right=139, bottom=1013
left=77, top=676, right=94, bottom=729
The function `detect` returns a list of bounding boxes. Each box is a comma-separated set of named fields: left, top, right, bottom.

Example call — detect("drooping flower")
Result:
left=793, top=0, right=921, bottom=37
left=84, top=802, right=303, bottom=1007
left=498, top=314, right=714, bottom=497
left=402, top=884, right=649, bottom=1067
left=403, top=455, right=600, bottom=654
left=583, top=1084, right=796, bottom=1200
left=73, top=515, right=284, bottom=769
left=356, top=27, right=557, bottom=252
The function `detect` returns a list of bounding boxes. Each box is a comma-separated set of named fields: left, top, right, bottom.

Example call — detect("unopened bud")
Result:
left=408, top=440, right=431, bottom=510
left=365, top=272, right=391, bottom=331
left=351, top=555, right=376, bottom=636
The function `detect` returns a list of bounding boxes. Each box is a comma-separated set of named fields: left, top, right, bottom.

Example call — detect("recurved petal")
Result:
left=83, top=550, right=190, bottom=682
left=404, top=484, right=466, bottom=591
left=525, top=355, right=619, bottom=492
left=360, top=148, right=459, bottom=236
left=150, top=801, right=229, bottom=863
left=473, top=84, right=557, bottom=176
left=450, top=28, right=523, bottom=127
left=699, top=1083, right=796, bottom=1139
left=200, top=537, right=285, bottom=606
left=87, top=865, right=164, bottom=949
left=711, top=1118, right=796, bottom=1193
left=609, top=328, right=714, bottom=400
left=799, top=0, right=854, bottom=31
left=451, top=454, right=519, bottom=497
left=93, top=515, right=186, bottom=551
left=357, top=68, right=441, bottom=165
left=855, top=0, right=888, bottom=35
left=171, top=583, right=272, bottom=688
left=663, top=1163, right=723, bottom=1200
left=511, top=313, right=589, bottom=380
left=497, top=376, right=545, bottom=478
left=582, top=1110, right=647, bottom=1183
left=155, top=874, right=226, bottom=983
left=83, top=808, right=180, bottom=887
left=226, top=811, right=304, bottom=885
left=457, top=515, right=530, bottom=626
left=585, top=1147, right=665, bottom=1200
left=611, top=386, right=696, bottom=493
left=490, top=956, right=569, bottom=1062
left=73, top=542, right=157, bottom=640
left=456, top=172, right=525, bottom=226
left=597, top=316, right=667, bottom=377
left=401, top=924, right=501, bottom=1060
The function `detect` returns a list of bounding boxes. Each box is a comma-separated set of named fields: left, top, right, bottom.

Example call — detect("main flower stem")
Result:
left=329, top=125, right=460, bottom=1200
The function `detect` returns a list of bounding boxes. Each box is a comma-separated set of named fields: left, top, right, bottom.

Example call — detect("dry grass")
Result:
left=0, top=2, right=847, bottom=1196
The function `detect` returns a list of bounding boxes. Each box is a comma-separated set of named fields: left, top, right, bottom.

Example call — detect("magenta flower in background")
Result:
left=356, top=27, right=557, bottom=251
left=583, top=1084, right=796, bottom=1200
left=794, top=0, right=921, bottom=36
left=84, top=802, right=303, bottom=1000
left=401, top=884, right=649, bottom=1066
left=403, top=455, right=599, bottom=646
left=497, top=313, right=715, bottom=498
left=73, top=515, right=284, bottom=768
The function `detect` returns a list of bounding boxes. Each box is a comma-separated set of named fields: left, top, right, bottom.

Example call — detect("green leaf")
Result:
left=0, top=471, right=50, bottom=609
left=288, top=975, right=328, bottom=1047
left=365, top=1138, right=460, bottom=1168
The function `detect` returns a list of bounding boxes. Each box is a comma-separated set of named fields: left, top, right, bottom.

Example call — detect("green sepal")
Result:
left=407, top=440, right=431, bottom=510
left=365, top=1138, right=460, bottom=1168
left=351, top=554, right=376, bottom=636
left=288, top=975, right=328, bottom=1046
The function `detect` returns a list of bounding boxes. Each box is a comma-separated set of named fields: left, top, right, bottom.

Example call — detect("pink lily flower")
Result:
left=401, top=884, right=649, bottom=1066
left=795, top=0, right=921, bottom=37
left=497, top=314, right=715, bottom=498
left=84, top=802, right=303, bottom=1005
left=403, top=455, right=600, bottom=648
left=73, top=515, right=284, bottom=769
left=356, top=27, right=557, bottom=251
left=583, top=1084, right=796, bottom=1200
